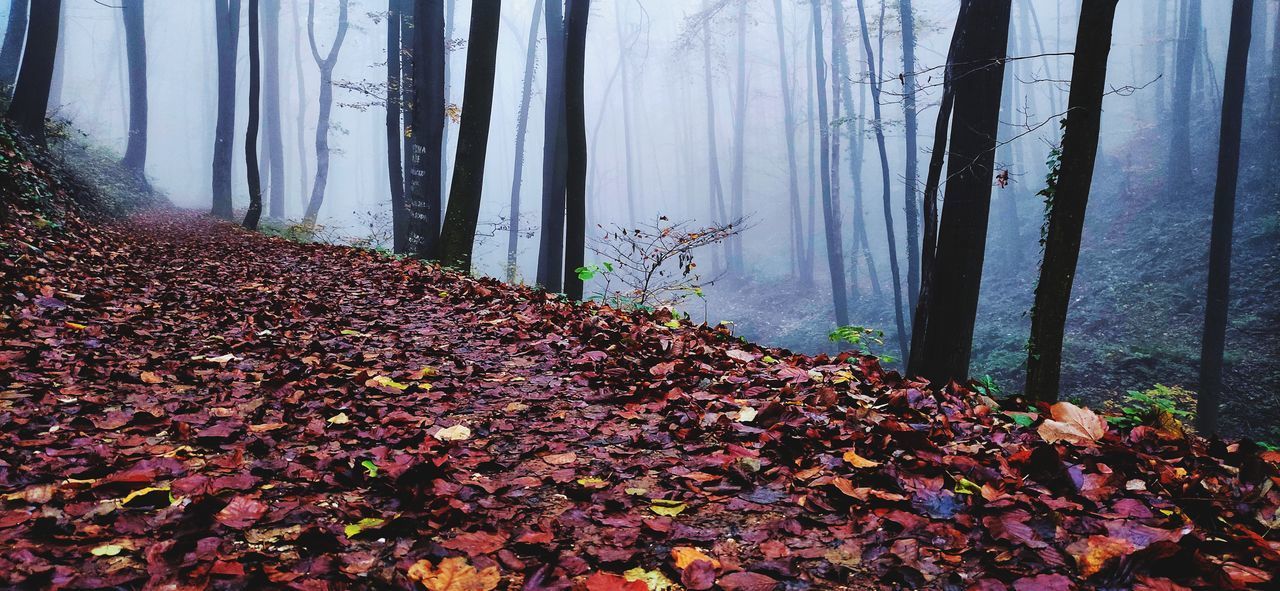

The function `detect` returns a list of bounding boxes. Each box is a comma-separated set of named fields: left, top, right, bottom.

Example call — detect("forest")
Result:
left=0, top=0, right=1278, bottom=589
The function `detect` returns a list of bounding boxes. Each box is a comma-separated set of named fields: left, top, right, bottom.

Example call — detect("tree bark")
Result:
left=1168, top=0, right=1200, bottom=180
left=1197, top=0, right=1253, bottom=435
left=506, top=0, right=543, bottom=282
left=773, top=0, right=808, bottom=285
left=262, top=0, right=285, bottom=220
left=614, top=6, right=638, bottom=224
left=211, top=0, right=241, bottom=219
left=0, top=0, right=28, bottom=94
left=727, top=1, right=748, bottom=276
left=302, top=0, right=350, bottom=224
left=535, top=0, right=568, bottom=291
left=1024, top=0, right=1119, bottom=402
left=387, top=0, right=406, bottom=251
left=702, top=11, right=729, bottom=274
left=898, top=0, right=920, bottom=317
left=560, top=0, right=589, bottom=299
left=854, top=0, right=909, bottom=359
left=438, top=0, right=502, bottom=271
left=812, top=1, right=850, bottom=327
left=121, top=0, right=148, bottom=178
left=243, top=0, right=264, bottom=230
left=291, top=0, right=310, bottom=212
left=914, top=0, right=1011, bottom=386
left=6, top=0, right=55, bottom=144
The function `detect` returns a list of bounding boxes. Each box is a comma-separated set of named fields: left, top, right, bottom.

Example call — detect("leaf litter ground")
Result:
left=1, top=208, right=1278, bottom=590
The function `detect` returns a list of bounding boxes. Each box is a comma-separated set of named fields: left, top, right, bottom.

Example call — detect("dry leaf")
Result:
left=1038, top=401, right=1107, bottom=446
left=407, top=556, right=499, bottom=591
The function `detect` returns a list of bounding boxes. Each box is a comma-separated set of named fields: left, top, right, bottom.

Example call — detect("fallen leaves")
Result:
left=1038, top=401, right=1107, bottom=445
left=214, top=496, right=268, bottom=529
left=407, top=557, right=499, bottom=591
left=434, top=424, right=472, bottom=441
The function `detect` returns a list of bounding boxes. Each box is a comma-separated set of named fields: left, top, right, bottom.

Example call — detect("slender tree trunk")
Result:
left=994, top=22, right=1023, bottom=268
left=899, top=0, right=920, bottom=316
left=560, top=0, right=589, bottom=299
left=0, top=0, right=28, bottom=94
left=614, top=6, right=638, bottom=224
left=291, top=1, right=309, bottom=212
left=262, top=0, right=284, bottom=219
left=804, top=12, right=817, bottom=282
left=302, top=0, right=350, bottom=224
left=1197, top=0, right=1253, bottom=435
left=506, top=0, right=543, bottom=281
left=727, top=1, right=749, bottom=276
left=387, top=0, right=407, bottom=251
left=812, top=0, right=850, bottom=327
left=438, top=0, right=502, bottom=270
left=852, top=0, right=908, bottom=358
left=915, top=0, right=1011, bottom=386
left=703, top=13, right=730, bottom=274
left=405, top=0, right=443, bottom=255
left=401, top=3, right=415, bottom=212
left=773, top=0, right=807, bottom=284
left=243, top=0, right=264, bottom=230
left=441, top=0, right=456, bottom=202
left=536, top=0, right=569, bottom=291
left=121, top=0, right=148, bottom=178
left=211, top=0, right=241, bottom=219
left=1024, top=0, right=1119, bottom=402
left=1169, top=0, right=1200, bottom=180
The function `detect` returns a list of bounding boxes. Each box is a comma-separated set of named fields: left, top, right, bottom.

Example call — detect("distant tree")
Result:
left=243, top=0, right=264, bottom=230
left=1024, top=0, right=1120, bottom=402
left=912, top=0, right=1011, bottom=386
left=506, top=0, right=544, bottom=282
left=211, top=0, right=241, bottom=219
left=405, top=0, right=444, bottom=257
left=812, top=0, right=850, bottom=327
left=7, top=0, right=60, bottom=145
left=0, top=0, right=28, bottom=94
left=121, top=0, right=147, bottom=179
left=1198, top=0, right=1254, bottom=435
left=291, top=1, right=310, bottom=209
left=726, top=1, right=748, bottom=276
left=772, top=0, right=809, bottom=285
left=438, top=0, right=502, bottom=270
left=560, top=0, right=590, bottom=299
left=1168, top=0, right=1200, bottom=179
left=400, top=3, right=414, bottom=218
left=262, top=0, right=285, bottom=219
left=536, top=0, right=569, bottom=292
left=701, top=5, right=729, bottom=274
left=301, top=0, right=350, bottom=224
left=386, top=0, right=406, bottom=252
left=854, top=0, right=909, bottom=359
left=614, top=4, right=638, bottom=224
left=899, top=0, right=920, bottom=314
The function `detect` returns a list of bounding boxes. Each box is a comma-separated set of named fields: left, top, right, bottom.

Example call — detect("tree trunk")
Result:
left=899, top=0, right=920, bottom=317
left=1024, top=0, right=1119, bottom=402
left=703, top=12, right=729, bottom=274
left=772, top=0, right=807, bottom=284
left=914, top=0, right=1011, bottom=386
left=727, top=1, right=748, bottom=276
left=121, top=0, right=148, bottom=178
left=243, top=0, right=264, bottom=230
left=560, top=0, right=589, bottom=299
left=6, top=0, right=55, bottom=144
left=211, top=0, right=241, bottom=219
left=506, top=0, right=543, bottom=282
left=0, top=0, right=28, bottom=94
left=535, top=0, right=569, bottom=292
left=1197, top=0, right=1253, bottom=435
left=401, top=3, right=415, bottom=216
left=438, top=0, right=502, bottom=271
left=262, top=0, right=284, bottom=220
left=614, top=6, right=638, bottom=224
left=1168, top=0, right=1200, bottom=180
left=854, top=0, right=909, bottom=358
left=994, top=21, right=1023, bottom=268
left=387, top=0, right=406, bottom=251
left=440, top=0, right=456, bottom=204
left=302, top=0, right=350, bottom=224
left=291, top=1, right=309, bottom=212
left=404, top=0, right=443, bottom=255
left=812, top=0, right=850, bottom=327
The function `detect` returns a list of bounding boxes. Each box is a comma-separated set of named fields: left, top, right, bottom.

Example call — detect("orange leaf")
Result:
left=842, top=450, right=880, bottom=468
left=407, top=557, right=499, bottom=591
left=1066, top=535, right=1135, bottom=577
left=583, top=572, right=648, bottom=591
left=672, top=546, right=720, bottom=569
left=140, top=371, right=163, bottom=384
left=1037, top=401, right=1107, bottom=446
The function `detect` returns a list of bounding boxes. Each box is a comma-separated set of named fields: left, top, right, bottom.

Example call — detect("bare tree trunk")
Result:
left=1168, top=0, right=1200, bottom=180
left=994, top=21, right=1024, bottom=268
left=614, top=5, right=638, bottom=224
left=386, top=0, right=406, bottom=250
left=561, top=0, right=590, bottom=299
left=812, top=0, right=850, bottom=327
left=773, top=0, right=808, bottom=284
left=211, top=0, right=241, bottom=219
left=702, top=12, right=729, bottom=275
left=262, top=0, right=285, bottom=220
left=406, top=0, right=445, bottom=256
left=535, top=0, right=569, bottom=291
left=243, top=0, right=264, bottom=230
left=898, top=0, right=920, bottom=316
left=302, top=0, right=350, bottom=224
left=915, top=0, right=1011, bottom=386
left=1197, top=0, right=1253, bottom=435
left=438, top=0, right=502, bottom=271
left=121, top=0, right=148, bottom=178
left=506, top=0, right=543, bottom=281
left=854, top=0, right=908, bottom=358
left=0, top=0, right=28, bottom=94
left=727, top=1, right=748, bottom=276
left=1024, top=0, right=1119, bottom=402
left=804, top=11, right=817, bottom=282
left=291, top=1, right=309, bottom=213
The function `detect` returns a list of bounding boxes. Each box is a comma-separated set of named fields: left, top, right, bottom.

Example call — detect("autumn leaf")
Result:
left=434, top=425, right=472, bottom=441
left=584, top=572, right=648, bottom=591
left=671, top=546, right=720, bottom=569
left=622, top=567, right=675, bottom=591
left=139, top=371, right=163, bottom=384
left=327, top=412, right=351, bottom=425
left=1038, top=401, right=1107, bottom=445
left=407, top=556, right=500, bottom=591
left=215, top=496, right=267, bottom=529
left=344, top=517, right=387, bottom=538
left=441, top=531, right=508, bottom=556
left=1066, top=534, right=1135, bottom=577
left=842, top=450, right=880, bottom=468
left=718, top=571, right=778, bottom=591
left=649, top=498, right=687, bottom=516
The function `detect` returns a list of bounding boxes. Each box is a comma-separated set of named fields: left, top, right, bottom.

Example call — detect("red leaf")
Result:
left=718, top=571, right=778, bottom=591
left=215, top=496, right=267, bottom=529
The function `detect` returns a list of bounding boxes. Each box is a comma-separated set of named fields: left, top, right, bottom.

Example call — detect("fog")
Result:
left=24, top=0, right=1280, bottom=431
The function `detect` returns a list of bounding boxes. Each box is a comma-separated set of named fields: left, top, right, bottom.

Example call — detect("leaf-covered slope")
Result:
left=1, top=204, right=1277, bottom=590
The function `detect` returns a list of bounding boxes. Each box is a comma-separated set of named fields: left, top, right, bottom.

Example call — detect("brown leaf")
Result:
left=1038, top=401, right=1107, bottom=445
left=407, top=556, right=500, bottom=591
left=1066, top=534, right=1135, bottom=577
left=718, top=571, right=778, bottom=591
left=583, top=572, right=647, bottom=591
left=441, top=531, right=508, bottom=556
left=215, top=496, right=267, bottom=530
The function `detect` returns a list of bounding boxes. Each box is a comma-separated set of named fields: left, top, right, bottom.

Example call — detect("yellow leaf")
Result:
left=623, top=567, right=674, bottom=591
left=649, top=498, right=687, bottom=516
left=344, top=517, right=387, bottom=538
left=120, top=486, right=173, bottom=508
left=843, top=450, right=880, bottom=468
left=434, top=425, right=472, bottom=442
left=370, top=375, right=409, bottom=391
left=328, top=412, right=351, bottom=425
left=407, top=556, right=500, bottom=591
left=64, top=322, right=87, bottom=330
left=577, top=477, right=609, bottom=489
left=91, top=544, right=124, bottom=556
left=736, top=406, right=758, bottom=423
left=625, top=487, right=648, bottom=496
left=340, top=329, right=369, bottom=337
left=671, top=546, right=721, bottom=569
left=1066, top=535, right=1135, bottom=577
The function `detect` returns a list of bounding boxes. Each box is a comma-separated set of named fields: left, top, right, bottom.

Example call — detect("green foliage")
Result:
left=1104, top=384, right=1195, bottom=430
left=973, top=375, right=1001, bottom=398
left=1036, top=145, right=1063, bottom=250
left=829, top=325, right=891, bottom=361
left=575, top=261, right=613, bottom=281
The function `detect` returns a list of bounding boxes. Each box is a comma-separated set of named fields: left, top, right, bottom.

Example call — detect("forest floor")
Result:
left=2, top=198, right=1279, bottom=590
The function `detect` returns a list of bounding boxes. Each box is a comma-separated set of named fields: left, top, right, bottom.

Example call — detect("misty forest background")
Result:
left=5, top=0, right=1278, bottom=439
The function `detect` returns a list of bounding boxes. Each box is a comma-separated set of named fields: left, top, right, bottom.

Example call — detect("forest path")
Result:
left=0, top=210, right=1276, bottom=590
